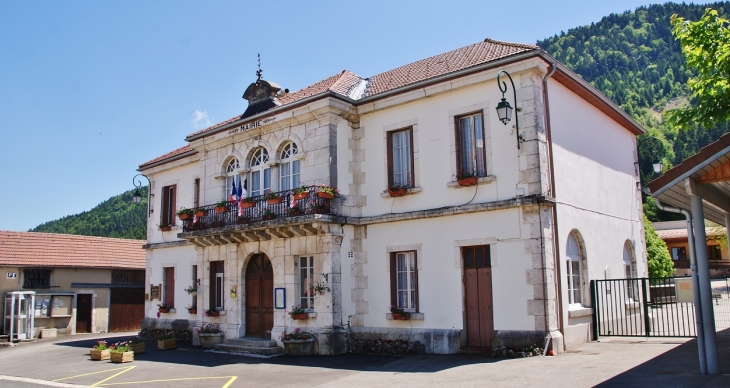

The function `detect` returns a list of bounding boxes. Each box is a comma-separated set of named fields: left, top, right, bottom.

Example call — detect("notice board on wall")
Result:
left=50, top=295, right=73, bottom=317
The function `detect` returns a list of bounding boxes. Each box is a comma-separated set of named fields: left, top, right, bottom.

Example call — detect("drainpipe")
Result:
left=654, top=199, right=706, bottom=374
left=542, top=59, right=564, bottom=341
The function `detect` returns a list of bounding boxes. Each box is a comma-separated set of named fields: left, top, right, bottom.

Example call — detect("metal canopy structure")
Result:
left=647, top=132, right=730, bottom=375
left=648, top=133, right=730, bottom=225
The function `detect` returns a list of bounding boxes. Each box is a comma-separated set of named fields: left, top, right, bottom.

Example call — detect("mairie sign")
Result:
left=228, top=116, right=276, bottom=135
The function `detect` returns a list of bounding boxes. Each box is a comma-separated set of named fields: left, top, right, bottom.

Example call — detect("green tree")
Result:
left=667, top=9, right=730, bottom=129
left=644, top=215, right=676, bottom=278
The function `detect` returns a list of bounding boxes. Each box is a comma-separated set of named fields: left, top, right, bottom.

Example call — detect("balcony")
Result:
left=178, top=186, right=341, bottom=246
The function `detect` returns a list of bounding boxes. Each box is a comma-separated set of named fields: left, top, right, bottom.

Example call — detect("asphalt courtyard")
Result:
left=1, top=333, right=730, bottom=387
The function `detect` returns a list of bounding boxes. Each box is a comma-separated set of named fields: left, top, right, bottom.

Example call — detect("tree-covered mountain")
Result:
left=30, top=187, right=148, bottom=240
left=538, top=2, right=730, bottom=220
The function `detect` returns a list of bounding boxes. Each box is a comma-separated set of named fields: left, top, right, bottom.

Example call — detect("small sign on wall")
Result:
left=6, top=272, right=17, bottom=279
left=150, top=285, right=161, bottom=301
left=275, top=288, right=286, bottom=309
left=675, top=277, right=694, bottom=303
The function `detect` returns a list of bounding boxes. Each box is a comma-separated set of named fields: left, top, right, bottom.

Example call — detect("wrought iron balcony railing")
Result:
left=180, top=185, right=335, bottom=232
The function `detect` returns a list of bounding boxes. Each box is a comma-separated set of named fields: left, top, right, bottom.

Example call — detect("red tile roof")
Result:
left=148, top=39, right=539, bottom=168
left=365, top=39, right=537, bottom=96
left=139, top=144, right=196, bottom=169
left=656, top=228, right=725, bottom=240
left=0, top=231, right=146, bottom=269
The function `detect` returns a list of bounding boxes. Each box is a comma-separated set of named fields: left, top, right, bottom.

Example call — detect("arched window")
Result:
left=225, top=158, right=241, bottom=200
left=566, top=233, right=583, bottom=306
left=623, top=242, right=635, bottom=279
left=279, top=142, right=300, bottom=191
left=249, top=148, right=270, bottom=197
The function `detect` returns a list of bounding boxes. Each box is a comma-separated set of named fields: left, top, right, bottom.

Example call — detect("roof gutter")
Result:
left=650, top=144, right=730, bottom=196
left=138, top=149, right=199, bottom=171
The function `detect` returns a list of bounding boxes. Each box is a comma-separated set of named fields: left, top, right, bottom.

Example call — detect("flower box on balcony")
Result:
left=293, top=192, right=310, bottom=200
left=457, top=177, right=478, bottom=186
left=267, top=197, right=283, bottom=205
left=317, top=192, right=334, bottom=199
left=388, top=188, right=407, bottom=197
left=215, top=206, right=227, bottom=214
left=240, top=201, right=255, bottom=209
left=195, top=209, right=207, bottom=217
left=178, top=212, right=192, bottom=221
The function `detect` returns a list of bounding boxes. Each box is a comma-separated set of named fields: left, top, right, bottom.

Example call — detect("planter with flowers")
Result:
left=197, top=323, right=224, bottom=349
left=292, top=186, right=310, bottom=200
left=158, top=223, right=172, bottom=232
left=129, top=337, right=145, bottom=354
left=288, top=305, right=308, bottom=320
left=386, top=184, right=409, bottom=197
left=204, top=308, right=220, bottom=317
left=262, top=210, right=277, bottom=221
left=266, top=192, right=283, bottom=205
left=109, top=341, right=134, bottom=363
left=455, top=172, right=478, bottom=187
left=90, top=340, right=111, bottom=361
left=187, top=305, right=197, bottom=314
left=214, top=201, right=229, bottom=214
left=240, top=197, right=256, bottom=209
left=194, top=207, right=207, bottom=217
left=176, top=208, right=194, bottom=221
left=316, top=185, right=338, bottom=199
left=280, top=328, right=315, bottom=355
left=390, top=305, right=411, bottom=320
left=157, top=303, right=171, bottom=313
left=156, top=331, right=176, bottom=350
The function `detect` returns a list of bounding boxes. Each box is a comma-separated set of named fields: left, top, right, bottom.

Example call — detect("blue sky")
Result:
left=0, top=1, right=706, bottom=231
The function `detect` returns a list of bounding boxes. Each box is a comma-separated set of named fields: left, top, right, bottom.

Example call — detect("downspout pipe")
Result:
left=654, top=199, right=706, bottom=374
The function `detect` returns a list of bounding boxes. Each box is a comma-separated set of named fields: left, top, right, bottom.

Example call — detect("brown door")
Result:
left=245, top=254, right=274, bottom=338
left=463, top=245, right=494, bottom=348
left=109, top=288, right=145, bottom=332
left=76, top=294, right=93, bottom=333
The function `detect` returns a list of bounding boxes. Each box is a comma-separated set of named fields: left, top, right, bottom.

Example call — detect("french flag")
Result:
left=229, top=178, right=237, bottom=202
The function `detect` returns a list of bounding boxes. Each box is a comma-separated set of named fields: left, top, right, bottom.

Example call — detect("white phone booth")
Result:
left=3, top=291, right=35, bottom=341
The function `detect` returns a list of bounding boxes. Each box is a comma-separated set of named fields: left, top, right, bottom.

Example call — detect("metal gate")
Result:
left=591, top=277, right=698, bottom=338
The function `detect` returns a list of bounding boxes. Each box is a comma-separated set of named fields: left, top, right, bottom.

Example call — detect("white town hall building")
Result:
left=137, top=38, right=647, bottom=354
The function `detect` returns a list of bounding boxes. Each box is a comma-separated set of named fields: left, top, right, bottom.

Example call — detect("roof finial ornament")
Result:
left=256, top=53, right=262, bottom=83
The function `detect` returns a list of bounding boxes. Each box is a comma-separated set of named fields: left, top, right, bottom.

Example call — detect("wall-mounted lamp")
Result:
left=637, top=135, right=666, bottom=177
left=495, top=70, right=521, bottom=149
left=132, top=173, right=152, bottom=218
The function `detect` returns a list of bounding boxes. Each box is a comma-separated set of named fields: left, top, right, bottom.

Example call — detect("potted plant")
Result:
left=90, top=340, right=110, bottom=361
left=262, top=210, right=277, bottom=221
left=157, top=303, right=170, bottom=313
left=204, top=308, right=220, bottom=317
left=196, top=322, right=224, bottom=349
left=316, top=185, right=338, bottom=199
left=236, top=215, right=250, bottom=224
left=176, top=208, right=194, bottom=220
left=455, top=171, right=478, bottom=186
left=310, top=203, right=329, bottom=214
left=386, top=184, right=409, bottom=197
left=187, top=305, right=197, bottom=314
left=288, top=205, right=305, bottom=217
left=292, top=186, right=310, bottom=200
left=184, top=283, right=198, bottom=295
left=288, top=305, right=308, bottom=320
left=109, top=341, right=134, bottom=363
left=266, top=192, right=283, bottom=204
left=158, top=223, right=172, bottom=232
left=214, top=201, right=229, bottom=214
left=194, top=207, right=207, bottom=217
left=157, top=331, right=177, bottom=350
left=390, top=305, right=411, bottom=320
left=280, top=328, right=315, bottom=355
left=128, top=337, right=145, bottom=354
left=240, top=197, right=256, bottom=209
left=313, top=281, right=330, bottom=295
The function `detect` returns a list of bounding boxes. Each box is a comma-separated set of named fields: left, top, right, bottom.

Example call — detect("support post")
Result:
left=690, top=193, right=719, bottom=374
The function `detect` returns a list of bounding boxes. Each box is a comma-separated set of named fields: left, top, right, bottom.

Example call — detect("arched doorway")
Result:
left=245, top=254, right=273, bottom=338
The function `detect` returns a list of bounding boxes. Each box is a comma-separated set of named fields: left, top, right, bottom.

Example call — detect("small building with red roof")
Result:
left=0, top=231, right=145, bottom=337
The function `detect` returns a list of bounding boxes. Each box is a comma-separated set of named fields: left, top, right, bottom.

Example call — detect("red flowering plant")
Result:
left=316, top=184, right=339, bottom=196
left=109, top=341, right=131, bottom=353
left=92, top=340, right=108, bottom=350
left=280, top=328, right=314, bottom=341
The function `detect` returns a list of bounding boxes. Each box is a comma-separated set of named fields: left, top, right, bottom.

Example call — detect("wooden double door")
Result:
left=245, top=254, right=274, bottom=337
left=463, top=245, right=494, bottom=348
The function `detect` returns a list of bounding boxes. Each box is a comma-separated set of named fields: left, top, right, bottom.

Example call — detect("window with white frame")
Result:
left=390, top=251, right=418, bottom=312
left=280, top=142, right=300, bottom=191
left=225, top=158, right=242, bottom=200
left=387, top=128, right=413, bottom=188
left=456, top=112, right=486, bottom=177
left=299, top=256, right=314, bottom=310
left=210, top=261, right=224, bottom=310
left=249, top=148, right=270, bottom=197
left=566, top=233, right=583, bottom=306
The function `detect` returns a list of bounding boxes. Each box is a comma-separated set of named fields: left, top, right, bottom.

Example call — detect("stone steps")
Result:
left=214, top=337, right=283, bottom=356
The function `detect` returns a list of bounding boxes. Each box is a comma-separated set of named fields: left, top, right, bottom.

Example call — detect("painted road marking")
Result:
left=53, top=366, right=237, bottom=388
left=52, top=366, right=136, bottom=383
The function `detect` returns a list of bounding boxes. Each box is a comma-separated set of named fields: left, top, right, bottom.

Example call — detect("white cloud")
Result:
left=190, top=110, right=213, bottom=128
